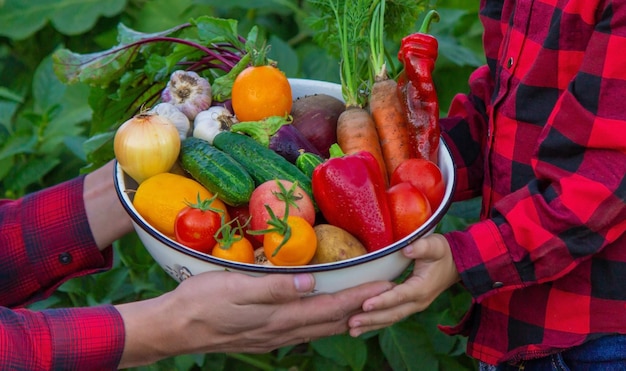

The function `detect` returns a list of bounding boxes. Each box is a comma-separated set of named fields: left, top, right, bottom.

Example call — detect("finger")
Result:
left=347, top=278, right=433, bottom=334
left=254, top=280, right=393, bottom=338
left=403, top=233, right=447, bottom=261
left=252, top=281, right=394, bottom=349
left=362, top=276, right=431, bottom=312
left=348, top=301, right=419, bottom=337
left=278, top=280, right=394, bottom=323
left=188, top=271, right=315, bottom=305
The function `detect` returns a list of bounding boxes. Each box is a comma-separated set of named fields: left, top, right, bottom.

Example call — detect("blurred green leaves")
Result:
left=0, top=0, right=126, bottom=39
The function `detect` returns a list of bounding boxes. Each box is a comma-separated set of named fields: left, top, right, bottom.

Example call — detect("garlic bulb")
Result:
left=149, top=103, right=191, bottom=140
left=193, top=106, right=238, bottom=144
left=161, top=70, right=212, bottom=120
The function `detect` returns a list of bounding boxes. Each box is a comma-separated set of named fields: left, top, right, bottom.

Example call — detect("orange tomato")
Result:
left=263, top=216, right=317, bottom=266
left=231, top=65, right=293, bottom=122
left=212, top=235, right=255, bottom=264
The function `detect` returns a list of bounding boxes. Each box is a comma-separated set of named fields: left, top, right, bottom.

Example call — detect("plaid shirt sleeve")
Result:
left=0, top=176, right=125, bottom=369
left=1, top=306, right=124, bottom=370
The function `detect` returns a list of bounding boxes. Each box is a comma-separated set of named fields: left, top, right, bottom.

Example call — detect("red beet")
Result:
left=290, top=94, right=345, bottom=158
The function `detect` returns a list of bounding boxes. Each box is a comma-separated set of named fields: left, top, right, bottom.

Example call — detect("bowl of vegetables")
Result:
left=114, top=78, right=456, bottom=294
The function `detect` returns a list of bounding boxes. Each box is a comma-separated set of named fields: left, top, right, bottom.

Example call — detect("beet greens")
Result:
left=52, top=16, right=256, bottom=170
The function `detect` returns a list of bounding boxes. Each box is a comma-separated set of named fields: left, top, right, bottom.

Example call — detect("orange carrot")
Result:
left=369, top=77, right=411, bottom=176
left=362, top=1, right=412, bottom=179
left=336, top=106, right=389, bottom=183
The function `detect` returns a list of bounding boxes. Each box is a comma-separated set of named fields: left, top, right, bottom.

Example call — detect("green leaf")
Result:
left=0, top=135, right=37, bottom=160
left=267, top=35, right=299, bottom=77
left=437, top=35, right=484, bottom=67
left=122, top=0, right=199, bottom=34
left=52, top=47, right=137, bottom=87
left=52, top=23, right=190, bottom=86
left=5, top=158, right=61, bottom=193
left=32, top=57, right=67, bottom=114
left=380, top=320, right=439, bottom=371
left=296, top=43, right=340, bottom=82
left=193, top=16, right=244, bottom=48
left=0, top=0, right=126, bottom=39
left=311, top=334, right=367, bottom=370
left=0, top=103, right=18, bottom=132
left=0, top=87, right=24, bottom=103
left=193, top=0, right=281, bottom=9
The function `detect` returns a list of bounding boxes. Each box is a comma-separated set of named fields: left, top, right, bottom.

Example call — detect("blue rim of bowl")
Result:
left=114, top=137, right=456, bottom=273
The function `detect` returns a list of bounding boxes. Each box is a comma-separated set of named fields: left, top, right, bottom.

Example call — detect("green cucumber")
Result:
left=179, top=137, right=254, bottom=206
left=212, top=131, right=314, bottom=201
left=295, top=152, right=325, bottom=178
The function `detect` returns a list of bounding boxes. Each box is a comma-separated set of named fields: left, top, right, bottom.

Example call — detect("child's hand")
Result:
left=347, top=233, right=460, bottom=336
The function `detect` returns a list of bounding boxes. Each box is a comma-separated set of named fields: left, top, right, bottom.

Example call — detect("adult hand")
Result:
left=117, top=271, right=393, bottom=368
left=348, top=234, right=460, bottom=336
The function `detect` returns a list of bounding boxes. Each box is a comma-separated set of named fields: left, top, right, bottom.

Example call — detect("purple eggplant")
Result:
left=269, top=124, right=323, bottom=163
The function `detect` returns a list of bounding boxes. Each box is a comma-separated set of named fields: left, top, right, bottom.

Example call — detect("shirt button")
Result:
left=506, top=57, right=514, bottom=68
left=492, top=281, right=504, bottom=288
left=58, top=252, right=73, bottom=265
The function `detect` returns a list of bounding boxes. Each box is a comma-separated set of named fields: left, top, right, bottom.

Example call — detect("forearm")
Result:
left=115, top=294, right=179, bottom=368
left=83, top=160, right=134, bottom=250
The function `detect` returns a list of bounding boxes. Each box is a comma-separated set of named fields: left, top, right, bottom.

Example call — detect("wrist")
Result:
left=84, top=160, right=134, bottom=249
left=116, top=294, right=178, bottom=368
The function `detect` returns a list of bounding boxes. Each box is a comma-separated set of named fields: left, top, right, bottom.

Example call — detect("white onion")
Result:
left=114, top=112, right=181, bottom=184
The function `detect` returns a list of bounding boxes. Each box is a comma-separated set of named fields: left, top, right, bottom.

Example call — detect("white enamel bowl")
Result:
left=114, top=78, right=456, bottom=294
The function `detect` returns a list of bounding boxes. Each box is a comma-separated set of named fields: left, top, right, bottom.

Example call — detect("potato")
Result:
left=310, top=224, right=368, bottom=264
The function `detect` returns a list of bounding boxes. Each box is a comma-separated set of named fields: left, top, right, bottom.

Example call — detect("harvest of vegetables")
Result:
left=52, top=0, right=446, bottom=267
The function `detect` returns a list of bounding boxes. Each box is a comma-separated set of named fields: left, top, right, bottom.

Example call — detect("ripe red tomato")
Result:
left=174, top=206, right=225, bottom=254
left=386, top=182, right=432, bottom=240
left=248, top=179, right=315, bottom=242
left=390, top=158, right=445, bottom=211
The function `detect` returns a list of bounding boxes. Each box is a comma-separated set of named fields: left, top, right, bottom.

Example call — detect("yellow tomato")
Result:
left=231, top=65, right=293, bottom=122
left=263, top=216, right=317, bottom=266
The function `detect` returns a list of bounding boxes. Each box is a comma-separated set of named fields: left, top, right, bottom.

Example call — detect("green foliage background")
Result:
left=0, top=0, right=484, bottom=369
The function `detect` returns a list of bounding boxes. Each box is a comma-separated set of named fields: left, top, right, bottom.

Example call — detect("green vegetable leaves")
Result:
left=0, top=0, right=126, bottom=39
left=51, top=16, right=254, bottom=170
left=53, top=23, right=192, bottom=87
left=305, top=0, right=427, bottom=107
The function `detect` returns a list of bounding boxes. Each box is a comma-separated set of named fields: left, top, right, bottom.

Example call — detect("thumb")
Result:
left=402, top=233, right=448, bottom=261
left=241, top=273, right=316, bottom=304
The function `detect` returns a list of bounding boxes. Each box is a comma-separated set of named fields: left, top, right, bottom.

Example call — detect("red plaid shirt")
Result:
left=0, top=176, right=125, bottom=370
left=440, top=0, right=626, bottom=365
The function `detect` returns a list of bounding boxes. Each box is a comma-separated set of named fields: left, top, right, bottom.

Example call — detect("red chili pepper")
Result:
left=397, top=10, right=440, bottom=163
left=312, top=145, right=393, bottom=252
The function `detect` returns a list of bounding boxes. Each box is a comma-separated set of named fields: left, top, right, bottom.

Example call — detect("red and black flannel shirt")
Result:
left=440, top=0, right=626, bottom=365
left=0, top=176, right=125, bottom=370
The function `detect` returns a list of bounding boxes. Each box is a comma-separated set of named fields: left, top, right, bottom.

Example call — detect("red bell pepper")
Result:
left=397, top=10, right=440, bottom=163
left=312, top=145, right=393, bottom=252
